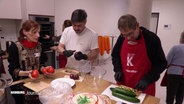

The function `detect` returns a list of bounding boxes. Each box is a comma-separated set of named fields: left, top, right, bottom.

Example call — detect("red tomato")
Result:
left=46, top=66, right=55, bottom=74
left=31, top=70, right=40, bottom=78
left=41, top=68, right=47, bottom=74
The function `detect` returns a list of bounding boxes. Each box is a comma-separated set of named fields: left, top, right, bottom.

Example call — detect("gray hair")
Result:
left=118, top=14, right=137, bottom=31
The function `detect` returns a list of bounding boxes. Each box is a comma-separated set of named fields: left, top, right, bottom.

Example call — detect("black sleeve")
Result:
left=0, top=56, right=5, bottom=76
left=39, top=49, right=47, bottom=69
left=111, top=35, right=124, bottom=72
left=141, top=28, right=167, bottom=84
left=8, top=42, right=21, bottom=81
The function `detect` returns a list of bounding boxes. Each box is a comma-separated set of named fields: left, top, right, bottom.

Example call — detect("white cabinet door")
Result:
left=0, top=0, right=22, bottom=19
left=27, top=0, right=55, bottom=16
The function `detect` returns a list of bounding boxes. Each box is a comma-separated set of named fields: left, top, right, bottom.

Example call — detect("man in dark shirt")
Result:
left=111, top=14, right=167, bottom=96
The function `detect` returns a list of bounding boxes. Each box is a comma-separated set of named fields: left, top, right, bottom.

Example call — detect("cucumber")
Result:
left=110, top=87, right=136, bottom=97
left=112, top=91, right=140, bottom=103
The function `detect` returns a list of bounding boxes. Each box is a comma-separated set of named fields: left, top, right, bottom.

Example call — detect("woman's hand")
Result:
left=41, top=66, right=55, bottom=75
left=28, top=70, right=36, bottom=80
left=29, top=70, right=40, bottom=80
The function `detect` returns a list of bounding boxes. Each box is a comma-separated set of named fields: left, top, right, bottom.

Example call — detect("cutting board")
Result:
left=60, top=69, right=80, bottom=75
left=101, top=84, right=146, bottom=104
left=24, top=81, right=49, bottom=92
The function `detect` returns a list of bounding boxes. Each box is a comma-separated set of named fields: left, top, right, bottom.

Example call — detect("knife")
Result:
left=116, top=101, right=127, bottom=104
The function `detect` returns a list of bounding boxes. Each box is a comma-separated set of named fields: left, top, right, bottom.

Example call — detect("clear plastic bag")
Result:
left=38, top=82, right=73, bottom=104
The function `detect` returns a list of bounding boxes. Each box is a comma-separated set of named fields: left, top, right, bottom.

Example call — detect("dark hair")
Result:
left=118, top=14, right=137, bottom=31
left=71, top=9, right=87, bottom=23
left=180, top=31, right=184, bottom=43
left=62, top=20, right=72, bottom=31
left=63, top=20, right=72, bottom=27
left=18, top=20, right=40, bottom=42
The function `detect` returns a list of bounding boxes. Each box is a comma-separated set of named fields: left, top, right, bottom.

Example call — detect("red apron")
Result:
left=59, top=54, right=67, bottom=68
left=120, top=32, right=155, bottom=96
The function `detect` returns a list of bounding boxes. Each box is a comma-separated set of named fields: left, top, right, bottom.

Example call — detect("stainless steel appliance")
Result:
left=29, top=15, right=56, bottom=68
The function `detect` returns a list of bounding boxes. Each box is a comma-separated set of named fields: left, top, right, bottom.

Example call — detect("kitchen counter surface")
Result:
left=9, top=68, right=160, bottom=104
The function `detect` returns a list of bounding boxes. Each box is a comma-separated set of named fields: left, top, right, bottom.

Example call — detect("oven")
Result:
left=29, top=15, right=56, bottom=68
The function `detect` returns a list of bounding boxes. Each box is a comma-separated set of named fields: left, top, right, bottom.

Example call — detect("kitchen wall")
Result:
left=152, top=0, right=184, bottom=103
left=0, top=19, right=21, bottom=50
left=152, top=0, right=184, bottom=55
left=54, top=0, right=127, bottom=37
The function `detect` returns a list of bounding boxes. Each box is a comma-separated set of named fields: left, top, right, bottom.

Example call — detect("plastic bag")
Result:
left=38, top=82, right=73, bottom=104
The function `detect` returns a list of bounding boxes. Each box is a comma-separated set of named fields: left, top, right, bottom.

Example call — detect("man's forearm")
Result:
left=57, top=44, right=65, bottom=54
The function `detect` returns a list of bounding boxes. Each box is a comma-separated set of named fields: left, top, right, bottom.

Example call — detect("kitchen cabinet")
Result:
left=27, top=0, right=55, bottom=16
left=0, top=0, right=55, bottom=19
left=0, top=0, right=22, bottom=19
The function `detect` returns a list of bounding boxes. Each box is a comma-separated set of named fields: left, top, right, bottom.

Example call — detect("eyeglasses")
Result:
left=121, top=30, right=135, bottom=37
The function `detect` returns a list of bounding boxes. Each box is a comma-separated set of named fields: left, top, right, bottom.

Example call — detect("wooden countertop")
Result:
left=11, top=68, right=160, bottom=104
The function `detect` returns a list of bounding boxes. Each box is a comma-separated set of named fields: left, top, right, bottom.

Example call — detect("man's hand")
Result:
left=63, top=50, right=75, bottom=57
left=74, top=51, right=88, bottom=60
left=114, top=71, right=123, bottom=82
left=42, top=34, right=50, bottom=39
left=134, top=80, right=149, bottom=91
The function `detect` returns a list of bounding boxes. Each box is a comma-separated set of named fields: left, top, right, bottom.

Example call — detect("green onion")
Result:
left=77, top=95, right=90, bottom=104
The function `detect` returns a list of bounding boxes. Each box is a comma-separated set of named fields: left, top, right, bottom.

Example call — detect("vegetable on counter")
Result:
left=70, top=74, right=79, bottom=80
left=77, top=96, right=89, bottom=104
left=41, top=66, right=55, bottom=74
left=110, top=86, right=140, bottom=103
left=110, top=87, right=136, bottom=97
left=112, top=91, right=140, bottom=103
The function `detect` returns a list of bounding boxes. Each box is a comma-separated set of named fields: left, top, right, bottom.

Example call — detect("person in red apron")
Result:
left=112, top=14, right=167, bottom=96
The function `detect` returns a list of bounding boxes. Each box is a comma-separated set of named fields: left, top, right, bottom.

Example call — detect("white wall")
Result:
left=152, top=0, right=184, bottom=103
left=152, top=0, right=184, bottom=55
left=0, top=19, right=20, bottom=50
left=54, top=0, right=128, bottom=37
